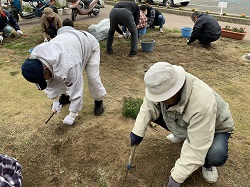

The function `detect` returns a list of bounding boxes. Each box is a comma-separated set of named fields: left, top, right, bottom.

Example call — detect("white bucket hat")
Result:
left=144, top=62, right=186, bottom=102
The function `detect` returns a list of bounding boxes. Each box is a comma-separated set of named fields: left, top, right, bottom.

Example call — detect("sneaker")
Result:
left=94, top=100, right=104, bottom=116
left=128, top=51, right=137, bottom=57
left=160, top=28, right=163, bottom=33
left=166, top=134, right=183, bottom=143
left=202, top=166, right=218, bottom=183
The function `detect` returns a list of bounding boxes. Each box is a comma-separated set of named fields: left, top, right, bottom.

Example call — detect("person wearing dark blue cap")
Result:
left=21, top=58, right=48, bottom=90
left=21, top=20, right=106, bottom=125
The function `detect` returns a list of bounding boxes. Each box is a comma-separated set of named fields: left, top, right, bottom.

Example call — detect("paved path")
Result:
left=18, top=4, right=250, bottom=41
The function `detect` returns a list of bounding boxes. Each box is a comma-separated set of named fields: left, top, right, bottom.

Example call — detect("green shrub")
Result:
left=122, top=97, right=143, bottom=119
left=23, top=5, right=33, bottom=13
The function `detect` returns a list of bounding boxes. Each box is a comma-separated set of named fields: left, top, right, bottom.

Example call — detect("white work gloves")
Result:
left=122, top=32, right=131, bottom=39
left=122, top=32, right=127, bottom=38
left=63, top=112, right=78, bottom=125
left=0, top=36, right=3, bottom=43
left=44, top=38, right=48, bottom=42
left=52, top=100, right=62, bottom=113
left=16, top=30, right=23, bottom=35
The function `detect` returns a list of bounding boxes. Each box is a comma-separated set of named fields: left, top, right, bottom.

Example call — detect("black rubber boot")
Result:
left=94, top=100, right=104, bottom=116
left=59, top=94, right=71, bottom=105
left=128, top=51, right=137, bottom=57
left=107, top=49, right=113, bottom=55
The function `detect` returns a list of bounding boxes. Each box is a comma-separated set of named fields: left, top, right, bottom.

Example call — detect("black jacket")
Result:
left=114, top=1, right=140, bottom=25
left=0, top=9, right=20, bottom=31
left=189, top=14, right=221, bottom=43
left=146, top=6, right=162, bottom=26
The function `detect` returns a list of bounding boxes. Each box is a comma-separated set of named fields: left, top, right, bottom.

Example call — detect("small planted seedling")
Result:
left=122, top=97, right=143, bottom=119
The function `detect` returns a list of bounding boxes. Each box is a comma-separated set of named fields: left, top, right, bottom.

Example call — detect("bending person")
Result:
left=106, top=1, right=140, bottom=57
left=21, top=18, right=106, bottom=125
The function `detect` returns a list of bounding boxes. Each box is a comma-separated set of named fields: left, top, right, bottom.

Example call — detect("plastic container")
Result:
left=140, top=39, right=155, bottom=52
left=181, top=27, right=192, bottom=38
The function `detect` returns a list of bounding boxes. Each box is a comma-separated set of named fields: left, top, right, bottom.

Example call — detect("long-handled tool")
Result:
left=45, top=95, right=71, bottom=124
left=45, top=104, right=63, bottom=124
left=123, top=145, right=137, bottom=185
left=45, top=112, right=56, bottom=124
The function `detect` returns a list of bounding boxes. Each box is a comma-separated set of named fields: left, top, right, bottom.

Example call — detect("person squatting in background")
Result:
left=130, top=62, right=234, bottom=187
left=187, top=11, right=221, bottom=48
left=21, top=18, right=106, bottom=125
left=0, top=5, right=23, bottom=43
left=140, top=4, right=165, bottom=33
left=41, top=7, right=62, bottom=42
left=106, top=1, right=140, bottom=57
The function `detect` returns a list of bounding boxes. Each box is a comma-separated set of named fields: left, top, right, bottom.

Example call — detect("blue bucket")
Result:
left=140, top=39, right=155, bottom=52
left=181, top=27, right=192, bottom=38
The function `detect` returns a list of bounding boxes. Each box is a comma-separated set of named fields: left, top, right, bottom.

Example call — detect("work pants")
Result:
left=153, top=114, right=230, bottom=168
left=107, top=8, right=138, bottom=53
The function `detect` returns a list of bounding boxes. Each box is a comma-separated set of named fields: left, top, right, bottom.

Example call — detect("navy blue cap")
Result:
left=21, top=58, right=47, bottom=90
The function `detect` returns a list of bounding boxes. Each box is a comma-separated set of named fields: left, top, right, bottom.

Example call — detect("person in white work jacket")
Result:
left=21, top=18, right=106, bottom=125
left=130, top=62, right=234, bottom=186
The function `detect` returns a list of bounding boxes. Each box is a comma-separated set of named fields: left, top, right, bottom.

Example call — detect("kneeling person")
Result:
left=41, top=7, right=62, bottom=42
left=187, top=11, right=221, bottom=48
left=130, top=62, right=234, bottom=186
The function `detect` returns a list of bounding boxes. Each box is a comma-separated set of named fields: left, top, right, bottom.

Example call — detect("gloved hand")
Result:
left=130, top=132, right=143, bottom=146
left=44, top=38, right=48, bottom=42
left=126, top=31, right=131, bottom=38
left=122, top=32, right=128, bottom=38
left=63, top=112, right=78, bottom=125
left=166, top=176, right=181, bottom=187
left=52, top=100, right=62, bottom=113
left=0, top=36, right=3, bottom=43
left=16, top=30, right=23, bottom=35
left=187, top=40, right=191, bottom=45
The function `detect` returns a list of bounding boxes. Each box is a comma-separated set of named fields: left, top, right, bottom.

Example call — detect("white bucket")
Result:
left=64, top=8, right=71, bottom=15
left=57, top=8, right=63, bottom=16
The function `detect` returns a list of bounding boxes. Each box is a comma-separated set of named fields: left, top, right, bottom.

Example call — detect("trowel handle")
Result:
left=127, top=145, right=137, bottom=170
left=45, top=112, right=55, bottom=124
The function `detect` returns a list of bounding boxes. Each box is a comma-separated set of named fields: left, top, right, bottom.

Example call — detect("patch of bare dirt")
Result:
left=1, top=12, right=250, bottom=187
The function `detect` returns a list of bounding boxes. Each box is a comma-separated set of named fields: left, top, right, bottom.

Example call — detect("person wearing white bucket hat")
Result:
left=130, top=62, right=234, bottom=186
left=41, top=7, right=62, bottom=42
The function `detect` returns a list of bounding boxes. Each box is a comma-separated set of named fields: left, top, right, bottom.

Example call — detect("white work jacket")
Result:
left=31, top=26, right=106, bottom=113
